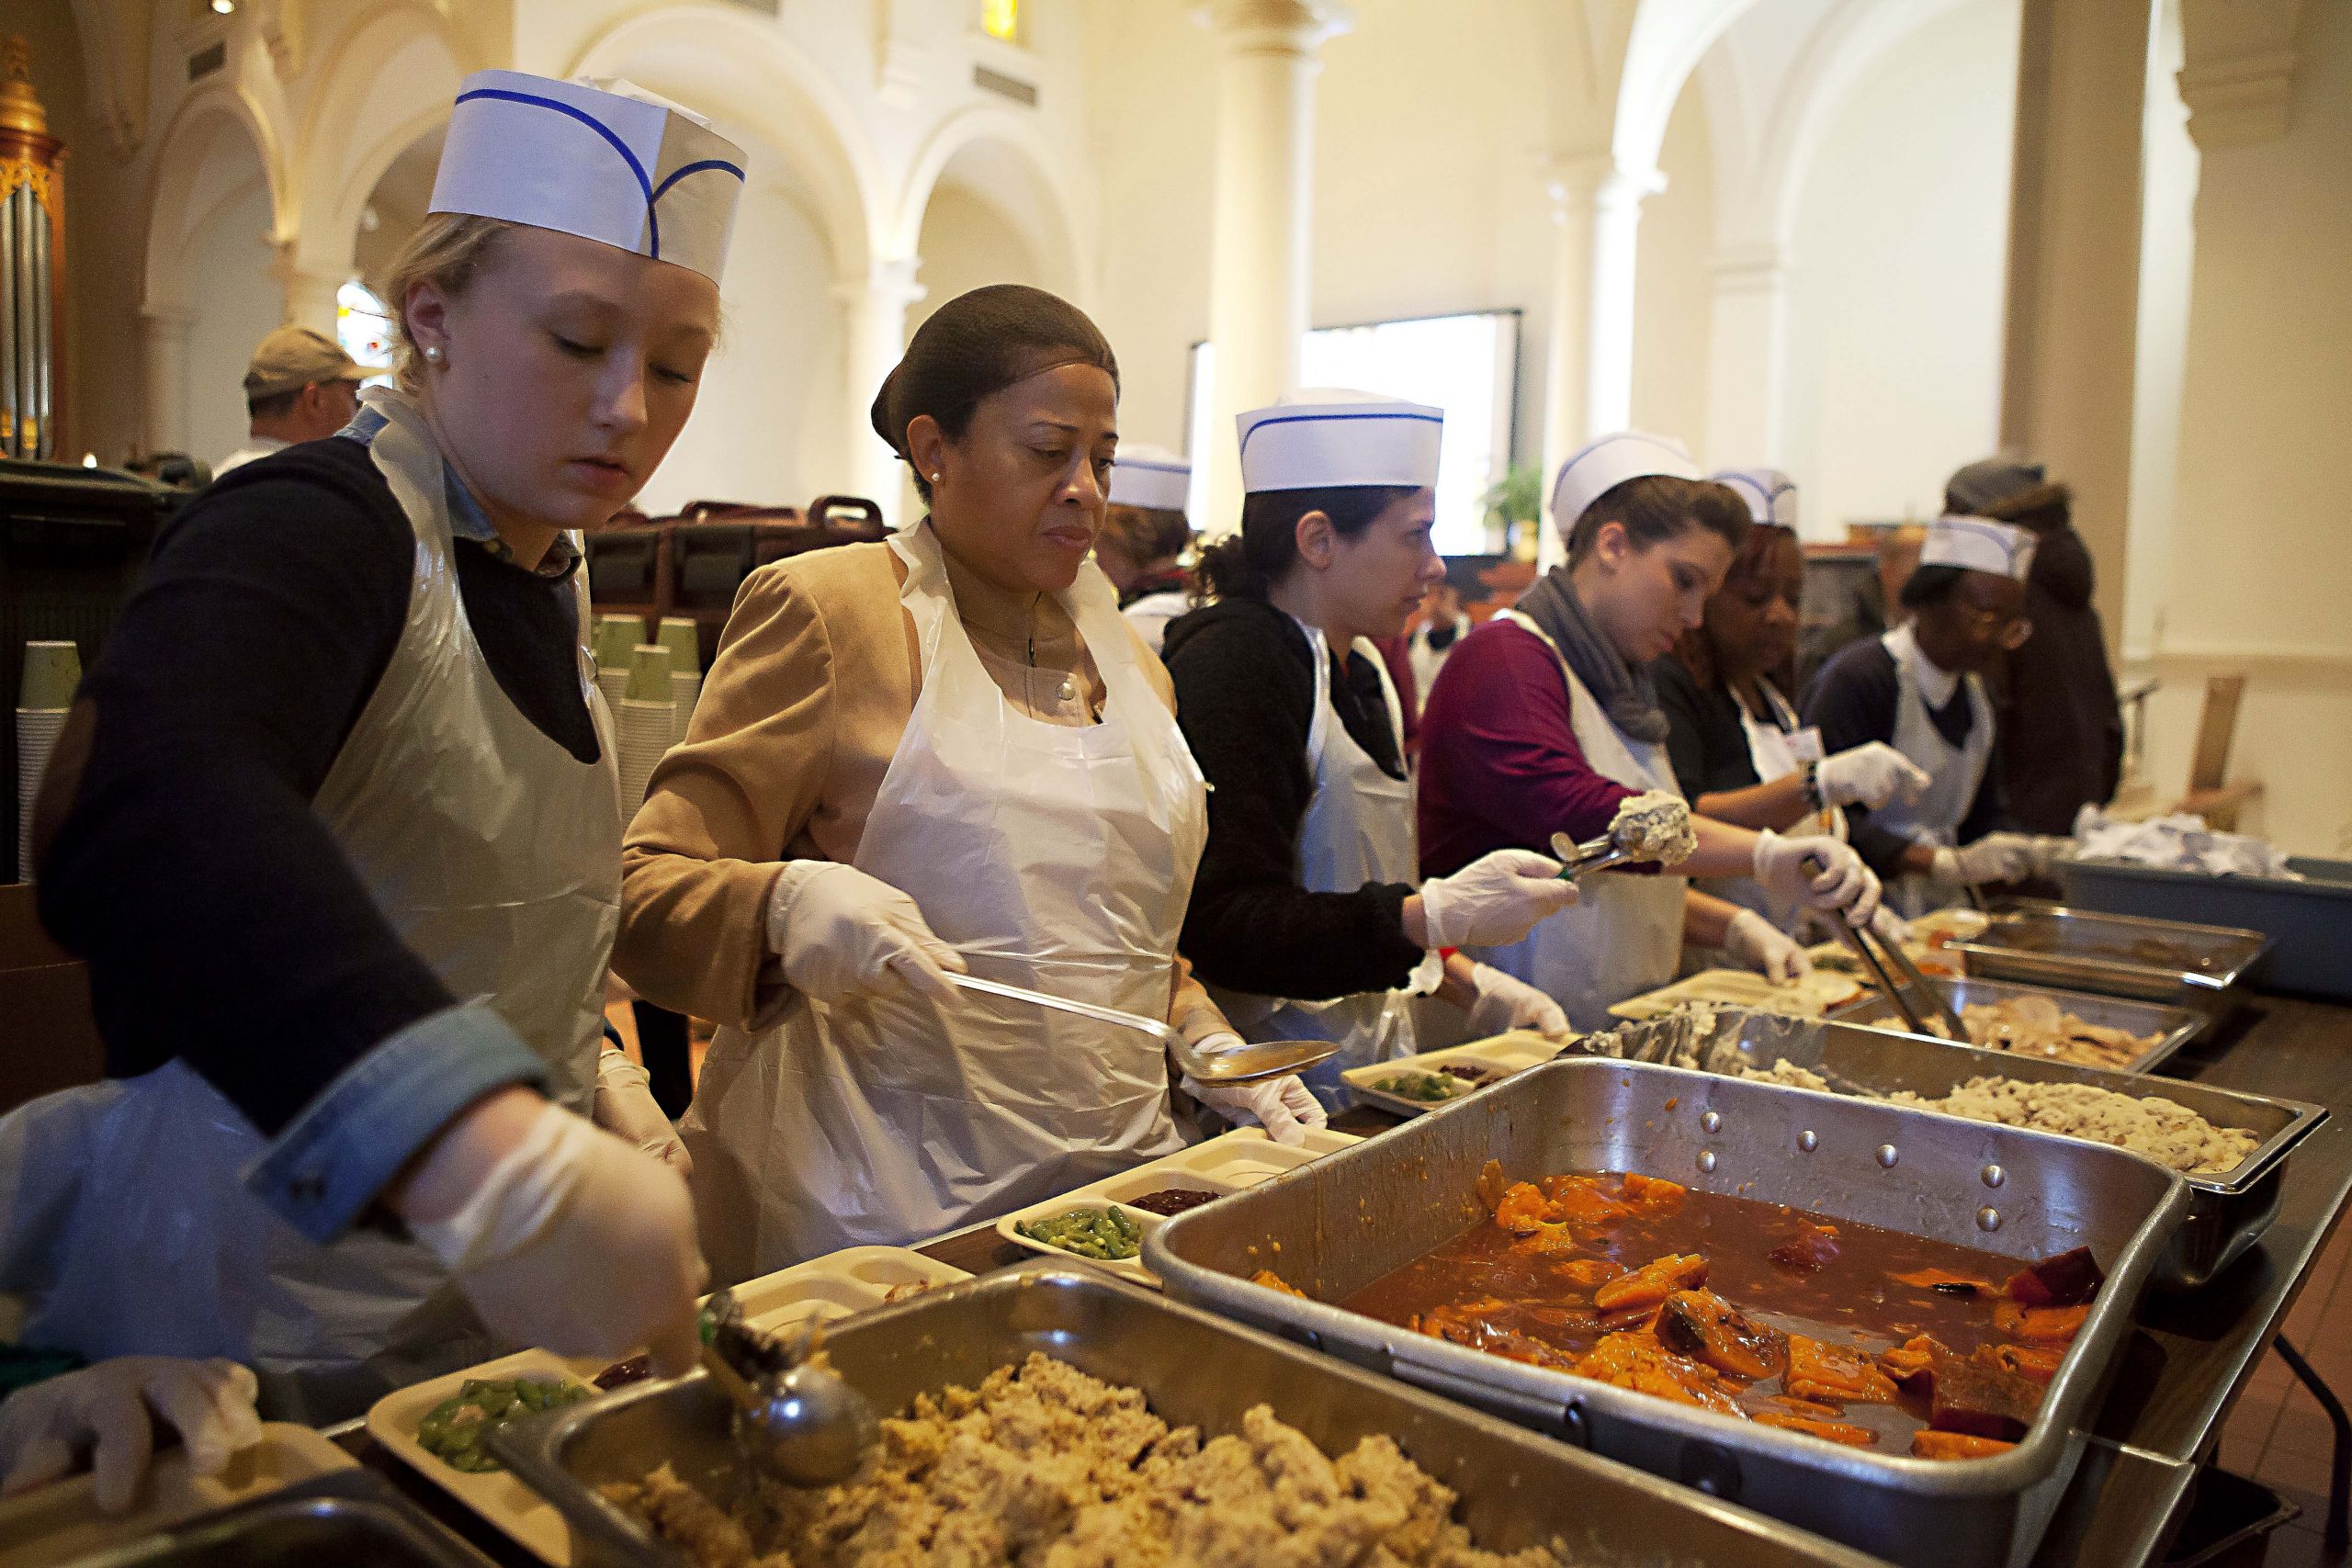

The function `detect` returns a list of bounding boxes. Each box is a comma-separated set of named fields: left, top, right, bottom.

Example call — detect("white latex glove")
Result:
left=1183, top=1074, right=1326, bottom=1146
left=1419, top=850, right=1579, bottom=950
left=1754, top=830, right=1883, bottom=925
left=1815, top=742, right=1932, bottom=810
left=593, top=1047, right=690, bottom=1178
left=1464, top=963, right=1570, bottom=1040
left=763, top=860, right=967, bottom=1008
left=0, top=1358, right=263, bottom=1513
left=413, top=1100, right=706, bottom=1378
left=1867, top=903, right=1913, bottom=951
left=1931, top=832, right=2038, bottom=886
left=1724, top=908, right=1813, bottom=984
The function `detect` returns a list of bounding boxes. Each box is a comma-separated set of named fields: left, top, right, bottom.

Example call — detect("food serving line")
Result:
left=161, top=907, right=2352, bottom=1568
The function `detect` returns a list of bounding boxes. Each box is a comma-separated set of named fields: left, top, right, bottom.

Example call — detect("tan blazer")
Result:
left=615, top=539, right=1225, bottom=1040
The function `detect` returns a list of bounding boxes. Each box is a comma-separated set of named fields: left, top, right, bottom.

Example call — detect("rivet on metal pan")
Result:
left=1977, top=1206, right=2003, bottom=1232
left=1700, top=1110, right=1722, bottom=1134
left=1798, top=1130, right=1818, bottom=1153
left=1696, top=1150, right=1718, bottom=1173
left=1877, top=1144, right=1900, bottom=1168
left=1982, top=1164, right=2007, bottom=1189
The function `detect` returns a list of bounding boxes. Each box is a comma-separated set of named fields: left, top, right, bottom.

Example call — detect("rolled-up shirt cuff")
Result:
left=245, top=1001, right=548, bottom=1243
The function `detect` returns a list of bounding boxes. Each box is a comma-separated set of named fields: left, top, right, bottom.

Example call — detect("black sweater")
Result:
left=1160, top=597, right=1426, bottom=1000
left=34, top=437, right=595, bottom=1136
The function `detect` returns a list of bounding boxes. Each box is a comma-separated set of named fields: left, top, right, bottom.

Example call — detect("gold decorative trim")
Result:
left=0, top=35, right=48, bottom=138
left=0, top=152, right=57, bottom=210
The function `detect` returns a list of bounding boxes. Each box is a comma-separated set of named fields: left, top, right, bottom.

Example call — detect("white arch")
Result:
left=893, top=103, right=1095, bottom=305
left=570, top=4, right=880, bottom=282
left=141, top=85, right=287, bottom=313
left=1614, top=0, right=1766, bottom=177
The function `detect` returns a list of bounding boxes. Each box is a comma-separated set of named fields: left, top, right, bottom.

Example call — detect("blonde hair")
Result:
left=377, top=212, right=521, bottom=392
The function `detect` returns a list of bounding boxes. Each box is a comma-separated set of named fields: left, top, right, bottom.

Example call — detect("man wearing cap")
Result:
left=1802, top=513, right=2045, bottom=910
left=16, top=68, right=744, bottom=1472
left=1947, top=457, right=2122, bottom=837
left=216, top=325, right=370, bottom=476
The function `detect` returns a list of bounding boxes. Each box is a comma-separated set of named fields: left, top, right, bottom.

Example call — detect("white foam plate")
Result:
left=1339, top=1029, right=1568, bottom=1118
left=728, top=1245, right=970, bottom=1335
left=1608, top=967, right=1865, bottom=1022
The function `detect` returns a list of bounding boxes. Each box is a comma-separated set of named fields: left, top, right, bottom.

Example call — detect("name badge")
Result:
left=1787, top=728, right=1826, bottom=763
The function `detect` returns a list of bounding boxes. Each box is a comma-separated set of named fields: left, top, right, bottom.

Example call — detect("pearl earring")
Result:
left=931, top=472, right=943, bottom=482
left=423, top=344, right=444, bottom=365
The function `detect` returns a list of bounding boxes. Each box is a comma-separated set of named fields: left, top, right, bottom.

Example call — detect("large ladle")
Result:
left=944, top=972, right=1334, bottom=1085
left=698, top=1290, right=879, bottom=1488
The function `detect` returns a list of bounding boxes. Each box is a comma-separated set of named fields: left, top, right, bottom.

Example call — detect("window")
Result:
left=1185, top=310, right=1521, bottom=556
left=979, top=0, right=1022, bottom=45
left=336, top=280, right=395, bottom=382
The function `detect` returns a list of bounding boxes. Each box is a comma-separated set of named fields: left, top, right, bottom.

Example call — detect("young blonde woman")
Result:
left=9, top=73, right=736, bottom=1469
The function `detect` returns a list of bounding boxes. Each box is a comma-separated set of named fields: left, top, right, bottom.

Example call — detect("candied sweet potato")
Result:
left=1892, top=1268, right=1996, bottom=1296
left=1912, top=1430, right=2018, bottom=1461
left=1878, top=1334, right=1948, bottom=1390
left=1992, top=1301, right=2091, bottom=1343
left=1785, top=1335, right=1899, bottom=1405
left=1657, top=1290, right=1789, bottom=1381
left=1250, top=1269, right=1307, bottom=1298
left=1555, top=1258, right=1627, bottom=1292
left=1594, top=1253, right=1709, bottom=1313
left=1767, top=1222, right=1841, bottom=1273
left=1928, top=1348, right=2046, bottom=1441
left=2003, top=1246, right=2104, bottom=1308
left=1988, top=1343, right=2067, bottom=1385
left=1752, top=1411, right=1880, bottom=1447
left=1493, top=1182, right=1560, bottom=1235
left=1619, top=1173, right=1688, bottom=1212
left=1575, top=1332, right=1746, bottom=1416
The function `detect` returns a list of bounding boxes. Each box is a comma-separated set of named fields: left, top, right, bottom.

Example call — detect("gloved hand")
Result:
left=1183, top=1074, right=1326, bottom=1146
left=593, top=1048, right=690, bottom=1177
left=1867, top=903, right=1913, bottom=952
left=412, top=1100, right=706, bottom=1378
left=1931, top=832, right=2039, bottom=886
left=1724, top=908, right=1813, bottom=983
left=2026, top=835, right=2072, bottom=878
left=1754, top=830, right=1883, bottom=925
left=0, top=1357, right=263, bottom=1513
left=1419, top=850, right=1579, bottom=950
left=764, top=860, right=966, bottom=1008
left=1815, top=742, right=1932, bottom=810
left=1464, top=963, right=1570, bottom=1039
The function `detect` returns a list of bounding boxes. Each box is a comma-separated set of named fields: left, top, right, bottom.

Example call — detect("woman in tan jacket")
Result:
left=614, top=286, right=1317, bottom=1280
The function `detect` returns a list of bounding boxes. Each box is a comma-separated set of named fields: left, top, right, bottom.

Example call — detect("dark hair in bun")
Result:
left=868, top=285, right=1119, bottom=504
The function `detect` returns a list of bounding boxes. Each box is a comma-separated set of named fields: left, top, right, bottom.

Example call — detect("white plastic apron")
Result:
left=1871, top=623, right=1994, bottom=917
left=17, top=389, right=623, bottom=1422
left=1203, top=626, right=1421, bottom=1110
left=1470, top=613, right=1687, bottom=1032
left=681, top=523, right=1205, bottom=1281
left=1701, top=677, right=1846, bottom=931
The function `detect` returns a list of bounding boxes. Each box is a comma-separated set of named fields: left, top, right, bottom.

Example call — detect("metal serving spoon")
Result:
left=699, top=1292, right=879, bottom=1488
left=944, top=971, right=1334, bottom=1085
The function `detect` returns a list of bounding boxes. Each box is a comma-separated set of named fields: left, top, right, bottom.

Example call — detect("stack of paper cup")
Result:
left=615, top=644, right=676, bottom=809
left=594, top=615, right=640, bottom=713
left=17, top=641, right=81, bottom=883
left=657, top=617, right=702, bottom=745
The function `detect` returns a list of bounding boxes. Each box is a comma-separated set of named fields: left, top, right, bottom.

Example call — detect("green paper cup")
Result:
left=656, top=616, right=699, bottom=673
left=594, top=615, right=641, bottom=671
left=18, top=641, right=81, bottom=709
left=626, top=643, right=674, bottom=703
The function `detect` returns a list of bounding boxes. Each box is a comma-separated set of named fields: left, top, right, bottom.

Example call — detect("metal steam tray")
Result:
left=492, top=1263, right=1883, bottom=1568
left=1589, top=1006, right=2324, bottom=1290
left=1946, top=900, right=2272, bottom=1010
left=1823, top=973, right=2207, bottom=1074
left=1147, top=1055, right=2190, bottom=1568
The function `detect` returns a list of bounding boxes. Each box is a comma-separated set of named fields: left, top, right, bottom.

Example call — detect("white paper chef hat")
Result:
left=1920, top=514, right=2036, bottom=581
left=1551, top=430, right=1702, bottom=529
left=1237, top=389, right=1443, bottom=494
left=430, top=70, right=747, bottom=285
left=1107, top=444, right=1192, bottom=511
left=1712, top=468, right=1799, bottom=529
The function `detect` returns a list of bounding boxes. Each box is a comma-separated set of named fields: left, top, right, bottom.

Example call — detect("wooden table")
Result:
left=345, top=989, right=2352, bottom=1567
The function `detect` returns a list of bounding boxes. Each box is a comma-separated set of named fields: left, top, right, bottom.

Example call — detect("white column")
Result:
left=271, top=244, right=343, bottom=335
left=1535, top=153, right=1663, bottom=568
left=139, top=307, right=192, bottom=457
left=1702, top=241, right=1791, bottom=477
left=1200, top=0, right=1350, bottom=537
left=833, top=256, right=925, bottom=522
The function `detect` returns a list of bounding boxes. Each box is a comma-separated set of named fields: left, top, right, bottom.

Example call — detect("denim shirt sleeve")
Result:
left=244, top=1002, right=548, bottom=1243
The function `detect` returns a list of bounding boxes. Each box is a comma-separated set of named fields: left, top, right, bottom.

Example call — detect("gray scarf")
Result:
left=1514, top=565, right=1670, bottom=743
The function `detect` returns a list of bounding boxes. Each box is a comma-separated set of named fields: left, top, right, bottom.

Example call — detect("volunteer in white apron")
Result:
left=1416, top=434, right=1884, bottom=1030
left=5, top=73, right=736, bottom=1449
left=1804, top=514, right=2046, bottom=915
left=1098, top=444, right=1196, bottom=652
left=616, top=286, right=1298, bottom=1282
left=1656, top=469, right=1929, bottom=953
left=1163, top=392, right=1581, bottom=1109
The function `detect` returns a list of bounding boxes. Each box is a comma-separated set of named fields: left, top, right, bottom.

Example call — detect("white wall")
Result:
left=2120, top=0, right=2197, bottom=660
left=2134, top=0, right=2352, bottom=857
left=183, top=181, right=285, bottom=469
left=908, top=182, right=1048, bottom=341
left=1630, top=83, right=1715, bottom=455
left=1779, top=0, right=2020, bottom=535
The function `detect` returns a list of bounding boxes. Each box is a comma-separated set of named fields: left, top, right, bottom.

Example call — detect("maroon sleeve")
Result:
left=1415, top=621, right=1639, bottom=878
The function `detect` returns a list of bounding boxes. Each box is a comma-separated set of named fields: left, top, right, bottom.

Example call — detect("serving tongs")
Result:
left=1831, top=905, right=1969, bottom=1043
left=1549, top=795, right=1696, bottom=880
left=698, top=1287, right=879, bottom=1488
left=943, top=971, right=1335, bottom=1085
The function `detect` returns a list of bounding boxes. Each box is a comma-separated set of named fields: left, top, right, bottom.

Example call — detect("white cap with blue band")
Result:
left=1237, top=389, right=1443, bottom=494
left=1106, top=444, right=1193, bottom=511
left=1712, top=467, right=1799, bottom=528
left=430, top=70, right=747, bottom=286
left=1551, top=430, right=1702, bottom=528
left=1920, top=514, right=2036, bottom=581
